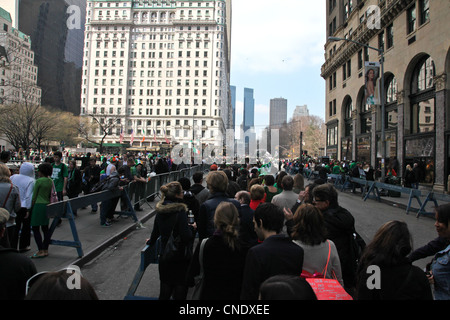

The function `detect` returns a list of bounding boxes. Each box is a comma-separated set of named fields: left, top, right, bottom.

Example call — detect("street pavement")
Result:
left=17, top=179, right=443, bottom=300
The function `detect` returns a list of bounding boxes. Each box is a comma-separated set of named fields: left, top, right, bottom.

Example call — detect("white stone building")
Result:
left=81, top=0, right=232, bottom=153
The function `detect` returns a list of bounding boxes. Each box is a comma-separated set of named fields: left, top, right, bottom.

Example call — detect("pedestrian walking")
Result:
left=186, top=202, right=248, bottom=300
left=66, top=160, right=83, bottom=217
left=51, top=151, right=68, bottom=202
left=30, top=163, right=54, bottom=258
left=240, top=202, right=304, bottom=300
left=10, top=162, right=35, bottom=252
left=0, top=163, right=21, bottom=248
left=146, top=182, right=195, bottom=300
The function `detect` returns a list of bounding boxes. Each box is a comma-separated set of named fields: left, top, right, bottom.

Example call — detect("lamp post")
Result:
left=328, top=36, right=386, bottom=180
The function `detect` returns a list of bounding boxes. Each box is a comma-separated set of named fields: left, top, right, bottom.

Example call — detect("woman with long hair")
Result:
left=146, top=181, right=195, bottom=300
left=186, top=201, right=248, bottom=300
left=291, top=203, right=343, bottom=285
left=356, top=220, right=432, bottom=300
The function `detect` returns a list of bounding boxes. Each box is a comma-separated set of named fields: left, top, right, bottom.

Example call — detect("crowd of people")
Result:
left=146, top=162, right=450, bottom=300
left=0, top=149, right=449, bottom=300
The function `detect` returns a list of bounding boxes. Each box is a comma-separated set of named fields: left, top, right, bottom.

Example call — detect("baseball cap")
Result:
left=210, top=164, right=218, bottom=171
left=0, top=208, right=10, bottom=225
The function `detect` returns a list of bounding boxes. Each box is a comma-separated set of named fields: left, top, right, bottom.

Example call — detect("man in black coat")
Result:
left=240, top=203, right=304, bottom=300
left=235, top=190, right=258, bottom=247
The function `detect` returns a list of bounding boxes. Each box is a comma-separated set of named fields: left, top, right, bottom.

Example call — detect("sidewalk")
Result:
left=18, top=202, right=157, bottom=273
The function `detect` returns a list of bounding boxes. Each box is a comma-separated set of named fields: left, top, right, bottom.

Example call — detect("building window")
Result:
left=419, top=0, right=430, bottom=25
left=344, top=98, right=353, bottom=137
left=410, top=56, right=435, bottom=134
left=386, top=24, right=394, bottom=49
left=407, top=4, right=416, bottom=34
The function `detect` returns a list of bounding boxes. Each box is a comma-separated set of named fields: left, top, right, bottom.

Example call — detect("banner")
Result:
left=365, top=61, right=380, bottom=106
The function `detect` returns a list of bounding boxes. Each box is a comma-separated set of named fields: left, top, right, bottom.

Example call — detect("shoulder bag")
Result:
left=161, top=211, right=192, bottom=263
left=191, top=238, right=208, bottom=300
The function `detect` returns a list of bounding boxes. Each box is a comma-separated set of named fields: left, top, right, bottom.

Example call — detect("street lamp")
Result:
left=327, top=36, right=386, bottom=180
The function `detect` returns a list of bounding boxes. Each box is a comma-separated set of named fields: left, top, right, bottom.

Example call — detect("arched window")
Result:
left=410, top=56, right=435, bottom=134
left=385, top=75, right=398, bottom=129
left=360, top=92, right=371, bottom=134
left=344, top=98, right=353, bottom=137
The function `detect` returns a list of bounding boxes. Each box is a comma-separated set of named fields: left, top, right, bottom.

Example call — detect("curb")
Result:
left=71, top=210, right=157, bottom=268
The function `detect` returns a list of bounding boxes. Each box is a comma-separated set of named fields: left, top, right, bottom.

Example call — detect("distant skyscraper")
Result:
left=293, top=105, right=309, bottom=118
left=270, top=97, right=287, bottom=127
left=243, top=87, right=254, bottom=132
left=230, top=85, right=236, bottom=129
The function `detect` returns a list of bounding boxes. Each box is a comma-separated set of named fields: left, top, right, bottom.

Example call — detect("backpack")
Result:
left=90, top=175, right=112, bottom=193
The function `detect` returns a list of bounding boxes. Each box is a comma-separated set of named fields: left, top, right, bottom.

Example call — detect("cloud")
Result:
left=231, top=0, right=326, bottom=74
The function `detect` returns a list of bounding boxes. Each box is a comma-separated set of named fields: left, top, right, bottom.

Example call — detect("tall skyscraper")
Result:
left=81, top=0, right=232, bottom=150
left=230, top=85, right=236, bottom=130
left=243, top=87, right=254, bottom=132
left=269, top=97, right=287, bottom=128
left=0, top=0, right=87, bottom=115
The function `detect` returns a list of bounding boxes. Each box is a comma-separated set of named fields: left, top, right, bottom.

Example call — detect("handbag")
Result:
left=191, top=238, right=208, bottom=300
left=2, top=183, right=13, bottom=208
left=50, top=179, right=58, bottom=204
left=300, top=240, right=353, bottom=300
left=161, top=212, right=192, bottom=263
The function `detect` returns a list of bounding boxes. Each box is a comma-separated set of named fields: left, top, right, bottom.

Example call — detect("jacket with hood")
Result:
left=10, top=162, right=35, bottom=209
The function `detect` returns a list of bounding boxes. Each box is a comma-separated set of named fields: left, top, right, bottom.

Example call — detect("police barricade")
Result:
left=124, top=239, right=161, bottom=300
left=417, top=192, right=450, bottom=218
left=349, top=177, right=424, bottom=215
left=46, top=187, right=142, bottom=258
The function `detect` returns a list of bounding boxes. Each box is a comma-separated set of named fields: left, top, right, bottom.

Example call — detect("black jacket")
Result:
left=186, top=235, right=249, bottom=300
left=322, top=205, right=357, bottom=289
left=238, top=204, right=258, bottom=247
left=67, top=168, right=83, bottom=197
left=0, top=246, right=37, bottom=300
left=147, top=200, right=194, bottom=284
left=197, top=192, right=241, bottom=240
left=240, top=234, right=304, bottom=300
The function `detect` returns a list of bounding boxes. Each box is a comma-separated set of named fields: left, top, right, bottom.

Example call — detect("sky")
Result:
left=230, top=0, right=326, bottom=136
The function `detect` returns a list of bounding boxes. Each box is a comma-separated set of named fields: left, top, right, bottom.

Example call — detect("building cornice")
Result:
left=321, top=0, right=413, bottom=79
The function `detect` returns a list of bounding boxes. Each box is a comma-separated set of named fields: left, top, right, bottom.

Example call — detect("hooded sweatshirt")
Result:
left=10, top=162, right=36, bottom=209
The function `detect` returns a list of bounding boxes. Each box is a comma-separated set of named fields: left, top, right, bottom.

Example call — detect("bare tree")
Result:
left=77, top=114, right=120, bottom=153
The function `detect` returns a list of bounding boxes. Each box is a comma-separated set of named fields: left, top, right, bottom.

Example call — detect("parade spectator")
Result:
left=292, top=173, right=305, bottom=194
left=25, top=269, right=98, bottom=300
left=0, top=208, right=37, bottom=300
left=197, top=171, right=240, bottom=240
left=290, top=203, right=344, bottom=286
left=223, top=169, right=240, bottom=199
left=133, top=163, right=147, bottom=212
left=404, top=164, right=416, bottom=188
left=146, top=182, right=195, bottom=300
left=84, top=157, right=101, bottom=213
left=30, top=163, right=53, bottom=258
left=312, top=183, right=358, bottom=295
left=259, top=275, right=317, bottom=300
left=178, top=177, right=200, bottom=223
left=51, top=151, right=68, bottom=201
left=99, top=168, right=122, bottom=227
left=427, top=203, right=450, bottom=300
left=240, top=202, right=304, bottom=300
left=262, top=174, right=279, bottom=203
left=10, top=162, right=35, bottom=252
left=274, top=171, right=287, bottom=193
left=356, top=221, right=432, bottom=300
left=186, top=202, right=248, bottom=300
left=189, top=172, right=210, bottom=205
left=271, top=175, right=298, bottom=210
left=66, top=160, right=83, bottom=217
left=236, top=168, right=249, bottom=191
left=249, top=184, right=265, bottom=210
left=235, top=190, right=258, bottom=247
left=0, top=163, right=21, bottom=248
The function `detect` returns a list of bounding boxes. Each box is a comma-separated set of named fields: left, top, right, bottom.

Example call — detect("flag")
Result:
left=130, top=129, right=134, bottom=144
left=119, top=127, right=124, bottom=144
left=153, top=129, right=157, bottom=142
left=141, top=129, right=146, bottom=142
left=164, top=130, right=169, bottom=144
